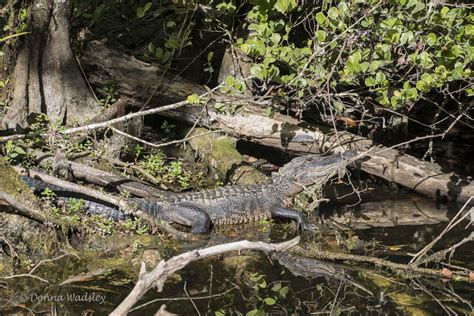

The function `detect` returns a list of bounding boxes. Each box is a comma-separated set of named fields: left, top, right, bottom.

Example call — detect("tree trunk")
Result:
left=2, top=0, right=100, bottom=130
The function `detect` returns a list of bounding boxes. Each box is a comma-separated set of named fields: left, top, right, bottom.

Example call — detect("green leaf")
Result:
left=338, top=2, right=349, bottom=16
left=166, top=21, right=176, bottom=28
left=14, top=146, right=26, bottom=155
left=161, top=50, right=171, bottom=63
left=165, top=38, right=179, bottom=49
left=144, top=2, right=152, bottom=12
left=251, top=65, right=265, bottom=80
left=271, top=282, right=282, bottom=292
left=411, top=2, right=425, bottom=14
left=400, top=31, right=414, bottom=45
left=365, top=76, right=376, bottom=87
left=225, top=75, right=235, bottom=86
left=155, top=47, right=163, bottom=58
left=420, top=73, right=433, bottom=84
left=426, top=33, right=437, bottom=46
left=315, top=30, right=326, bottom=41
left=279, top=286, right=289, bottom=297
left=187, top=94, right=200, bottom=104
left=265, top=106, right=274, bottom=117
left=148, top=42, right=156, bottom=54
left=334, top=101, right=344, bottom=113
left=275, top=0, right=297, bottom=13
left=375, top=71, right=388, bottom=85
left=465, top=24, right=474, bottom=36
left=136, top=7, right=145, bottom=18
left=369, top=60, right=382, bottom=71
left=315, top=12, right=328, bottom=26
left=440, top=6, right=449, bottom=17
left=214, top=102, right=225, bottom=112
left=270, top=33, right=281, bottom=46
left=207, top=51, right=214, bottom=62
left=327, top=7, right=339, bottom=20
left=264, top=297, right=276, bottom=305
left=246, top=310, right=260, bottom=316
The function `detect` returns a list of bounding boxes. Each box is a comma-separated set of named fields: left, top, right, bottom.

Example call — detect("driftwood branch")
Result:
left=110, top=236, right=300, bottom=315
left=80, top=41, right=474, bottom=203
left=32, top=152, right=169, bottom=198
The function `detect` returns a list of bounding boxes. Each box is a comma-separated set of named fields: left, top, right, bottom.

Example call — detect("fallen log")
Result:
left=81, top=41, right=474, bottom=202
left=33, top=152, right=170, bottom=198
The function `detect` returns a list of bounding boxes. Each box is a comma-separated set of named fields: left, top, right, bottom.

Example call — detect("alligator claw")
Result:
left=299, top=220, right=317, bottom=231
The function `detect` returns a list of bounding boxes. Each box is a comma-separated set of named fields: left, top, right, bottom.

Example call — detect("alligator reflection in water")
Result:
left=327, top=197, right=450, bottom=230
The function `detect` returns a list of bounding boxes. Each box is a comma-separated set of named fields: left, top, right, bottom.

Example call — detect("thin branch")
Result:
left=418, top=232, right=474, bottom=265
left=110, top=126, right=221, bottom=149
left=129, top=286, right=238, bottom=312
left=0, top=97, right=193, bottom=143
left=61, top=99, right=190, bottom=135
left=28, top=253, right=80, bottom=275
left=410, top=196, right=473, bottom=265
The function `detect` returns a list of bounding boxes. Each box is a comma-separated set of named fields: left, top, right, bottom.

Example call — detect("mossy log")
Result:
left=186, top=128, right=267, bottom=185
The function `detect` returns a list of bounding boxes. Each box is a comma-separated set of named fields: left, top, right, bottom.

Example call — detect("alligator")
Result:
left=24, top=150, right=356, bottom=233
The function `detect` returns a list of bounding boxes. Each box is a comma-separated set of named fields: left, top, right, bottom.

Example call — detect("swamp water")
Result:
left=0, top=184, right=472, bottom=315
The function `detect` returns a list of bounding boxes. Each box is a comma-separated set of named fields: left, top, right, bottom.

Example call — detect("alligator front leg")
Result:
left=166, top=203, right=212, bottom=234
left=271, top=207, right=317, bottom=230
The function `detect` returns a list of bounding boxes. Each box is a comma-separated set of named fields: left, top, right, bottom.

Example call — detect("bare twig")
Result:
left=129, top=286, right=238, bottom=312
left=28, top=253, right=80, bottom=275
left=418, top=232, right=474, bottom=265
left=0, top=253, right=80, bottom=284
left=110, top=126, right=221, bottom=149
left=110, top=237, right=300, bottom=316
left=0, top=97, right=191, bottom=143
left=410, top=197, right=473, bottom=265
left=0, top=236, right=18, bottom=257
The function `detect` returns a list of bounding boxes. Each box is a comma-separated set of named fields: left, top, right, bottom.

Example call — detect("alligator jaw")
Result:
left=273, top=150, right=356, bottom=198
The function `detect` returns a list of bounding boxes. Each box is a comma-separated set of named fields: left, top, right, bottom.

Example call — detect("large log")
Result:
left=82, top=41, right=474, bottom=203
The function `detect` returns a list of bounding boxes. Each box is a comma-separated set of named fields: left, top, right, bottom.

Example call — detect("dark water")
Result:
left=1, top=197, right=472, bottom=315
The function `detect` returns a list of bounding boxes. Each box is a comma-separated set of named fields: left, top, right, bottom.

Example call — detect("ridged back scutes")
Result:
left=158, top=182, right=276, bottom=203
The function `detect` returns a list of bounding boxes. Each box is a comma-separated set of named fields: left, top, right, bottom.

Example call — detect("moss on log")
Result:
left=187, top=128, right=267, bottom=185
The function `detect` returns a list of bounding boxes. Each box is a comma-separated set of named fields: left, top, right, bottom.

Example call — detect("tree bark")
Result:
left=2, top=0, right=100, bottom=130
left=81, top=42, right=474, bottom=203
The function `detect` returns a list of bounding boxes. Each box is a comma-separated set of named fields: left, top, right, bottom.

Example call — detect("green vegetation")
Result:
left=136, top=149, right=198, bottom=189
left=69, top=0, right=471, bottom=120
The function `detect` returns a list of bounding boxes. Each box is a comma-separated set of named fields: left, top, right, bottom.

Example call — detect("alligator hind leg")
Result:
left=271, top=207, right=317, bottom=230
left=167, top=203, right=212, bottom=233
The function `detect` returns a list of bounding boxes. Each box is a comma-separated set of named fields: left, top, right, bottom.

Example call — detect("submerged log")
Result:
left=81, top=41, right=474, bottom=203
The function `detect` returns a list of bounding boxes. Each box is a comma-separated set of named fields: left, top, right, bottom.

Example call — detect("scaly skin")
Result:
left=24, top=150, right=356, bottom=233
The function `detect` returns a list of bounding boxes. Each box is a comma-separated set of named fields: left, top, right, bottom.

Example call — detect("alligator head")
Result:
left=272, top=150, right=357, bottom=198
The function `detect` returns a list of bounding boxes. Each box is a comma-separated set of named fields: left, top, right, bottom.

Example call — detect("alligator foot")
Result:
left=168, top=202, right=212, bottom=234
left=271, top=207, right=317, bottom=231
